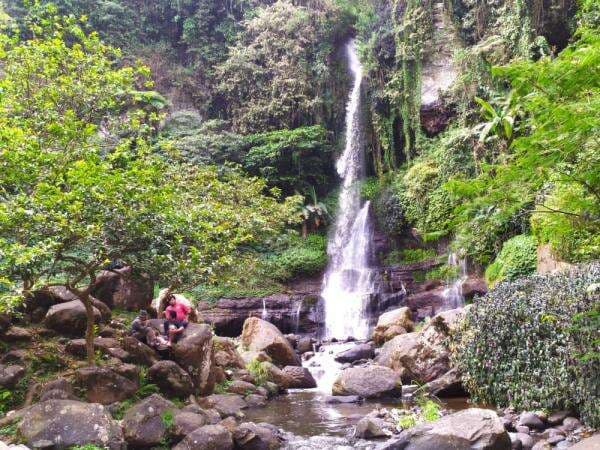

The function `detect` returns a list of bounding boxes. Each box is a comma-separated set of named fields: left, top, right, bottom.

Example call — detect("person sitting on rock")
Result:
left=163, top=293, right=192, bottom=322
left=130, top=310, right=158, bottom=347
left=164, top=309, right=187, bottom=345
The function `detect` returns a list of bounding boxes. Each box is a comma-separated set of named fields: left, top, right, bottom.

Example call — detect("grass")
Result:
left=385, top=248, right=436, bottom=266
left=213, top=379, right=232, bottom=394
left=246, top=359, right=269, bottom=386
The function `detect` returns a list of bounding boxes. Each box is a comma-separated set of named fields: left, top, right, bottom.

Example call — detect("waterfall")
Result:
left=321, top=40, right=377, bottom=340
left=442, top=252, right=467, bottom=309
left=261, top=299, right=268, bottom=320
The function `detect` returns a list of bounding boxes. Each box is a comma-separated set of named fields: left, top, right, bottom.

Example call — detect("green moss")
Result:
left=484, top=234, right=537, bottom=286
left=385, top=248, right=435, bottom=265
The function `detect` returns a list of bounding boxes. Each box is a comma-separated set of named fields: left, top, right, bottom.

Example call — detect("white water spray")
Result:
left=261, top=299, right=268, bottom=320
left=321, top=41, right=377, bottom=340
left=442, top=252, right=467, bottom=309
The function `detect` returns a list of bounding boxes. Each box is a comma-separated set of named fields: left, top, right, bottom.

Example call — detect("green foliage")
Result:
left=385, top=248, right=435, bottom=265
left=160, top=410, right=175, bottom=429
left=213, top=379, right=232, bottom=394
left=246, top=358, right=268, bottom=386
left=417, top=397, right=442, bottom=422
left=485, top=234, right=537, bottom=285
left=0, top=420, right=18, bottom=438
left=448, top=26, right=600, bottom=263
left=453, top=263, right=600, bottom=427
left=424, top=264, right=459, bottom=281
left=70, top=445, right=104, bottom=450
left=397, top=413, right=417, bottom=429
left=267, top=234, right=327, bottom=282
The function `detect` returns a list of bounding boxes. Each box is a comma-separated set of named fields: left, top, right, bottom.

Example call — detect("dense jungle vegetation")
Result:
left=0, top=0, right=598, bottom=436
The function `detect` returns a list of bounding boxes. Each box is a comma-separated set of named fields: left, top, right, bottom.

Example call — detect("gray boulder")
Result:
left=148, top=360, right=194, bottom=398
left=0, top=364, right=25, bottom=389
left=233, top=422, right=282, bottom=449
left=122, top=394, right=177, bottom=448
left=281, top=366, right=317, bottom=389
left=382, top=408, right=511, bottom=450
left=334, top=343, right=375, bottom=363
left=332, top=365, right=401, bottom=398
left=355, top=417, right=392, bottom=438
left=170, top=412, right=208, bottom=439
left=44, top=300, right=101, bottom=337
left=172, top=323, right=216, bottom=395
left=18, top=400, right=124, bottom=449
left=199, top=394, right=248, bottom=418
left=122, top=335, right=159, bottom=366
left=173, top=424, right=233, bottom=450
left=75, top=366, right=138, bottom=405
left=240, top=317, right=300, bottom=367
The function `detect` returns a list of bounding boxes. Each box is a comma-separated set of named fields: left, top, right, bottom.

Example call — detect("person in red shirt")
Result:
left=163, top=293, right=191, bottom=322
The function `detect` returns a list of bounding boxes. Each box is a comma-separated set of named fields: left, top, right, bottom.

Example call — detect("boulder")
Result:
left=226, top=380, right=257, bottom=396
left=65, top=337, right=121, bottom=358
left=213, top=336, right=246, bottom=369
left=148, top=360, right=194, bottom=398
left=172, top=323, right=215, bottom=395
left=122, top=335, right=159, bottom=366
left=376, top=307, right=466, bottom=383
left=111, top=362, right=140, bottom=381
left=261, top=361, right=292, bottom=388
left=173, top=424, right=233, bottom=450
left=0, top=364, right=25, bottom=389
left=332, top=365, right=401, bottom=398
left=199, top=394, right=247, bottom=418
left=91, top=266, right=153, bottom=310
left=334, top=343, right=374, bottom=363
left=372, top=307, right=414, bottom=346
left=355, top=417, right=392, bottom=438
left=1, top=326, right=32, bottom=343
left=171, top=412, right=208, bottom=439
left=75, top=366, right=138, bottom=404
left=233, top=422, right=282, bottom=449
left=297, top=337, right=313, bottom=354
left=546, top=411, right=571, bottom=426
left=384, top=408, right=510, bottom=450
left=518, top=412, right=545, bottom=430
left=18, top=400, right=124, bottom=449
left=122, top=394, right=177, bottom=448
left=423, top=368, right=466, bottom=397
left=245, top=393, right=268, bottom=408
left=44, top=300, right=102, bottom=337
left=324, top=395, right=361, bottom=404
left=240, top=317, right=300, bottom=367
left=281, top=366, right=317, bottom=389
left=1, top=349, right=28, bottom=365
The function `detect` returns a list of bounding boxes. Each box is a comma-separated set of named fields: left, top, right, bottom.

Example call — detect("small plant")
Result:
left=70, top=445, right=105, bottom=450
left=417, top=397, right=441, bottom=422
left=0, top=419, right=17, bottom=438
left=160, top=410, right=175, bottom=429
left=397, top=413, right=417, bottom=429
left=385, top=248, right=436, bottom=265
left=246, top=359, right=269, bottom=386
left=214, top=379, right=232, bottom=394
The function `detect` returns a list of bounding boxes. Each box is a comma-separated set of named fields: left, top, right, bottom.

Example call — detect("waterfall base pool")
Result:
left=244, top=390, right=474, bottom=447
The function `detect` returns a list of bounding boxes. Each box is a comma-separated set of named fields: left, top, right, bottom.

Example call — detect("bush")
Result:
left=385, top=248, right=436, bottom=265
left=485, top=234, right=537, bottom=285
left=453, top=263, right=600, bottom=426
left=267, top=234, right=327, bottom=281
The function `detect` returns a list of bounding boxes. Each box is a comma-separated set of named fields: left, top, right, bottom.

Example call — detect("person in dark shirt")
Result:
left=164, top=309, right=187, bottom=345
left=130, top=310, right=158, bottom=347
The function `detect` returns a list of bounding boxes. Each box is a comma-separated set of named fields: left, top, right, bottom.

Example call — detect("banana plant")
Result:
left=300, top=186, right=329, bottom=238
left=474, top=92, right=521, bottom=146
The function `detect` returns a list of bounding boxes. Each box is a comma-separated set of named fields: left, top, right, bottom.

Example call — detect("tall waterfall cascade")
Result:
left=442, top=252, right=467, bottom=309
left=321, top=41, right=378, bottom=340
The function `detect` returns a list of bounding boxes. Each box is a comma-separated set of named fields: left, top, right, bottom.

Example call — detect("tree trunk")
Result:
left=80, top=292, right=96, bottom=366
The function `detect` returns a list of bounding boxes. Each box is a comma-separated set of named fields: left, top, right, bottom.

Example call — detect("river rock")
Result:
left=376, top=307, right=466, bottom=383
left=245, top=393, right=268, bottom=407
left=122, top=394, right=177, bottom=448
left=122, top=335, right=159, bottom=366
left=332, top=365, right=401, bottom=398
left=2, top=326, right=32, bottom=342
left=547, top=411, right=571, bottom=426
left=282, top=366, right=317, bottom=388
left=518, top=412, right=545, bottom=430
left=325, top=395, right=361, bottom=404
left=517, top=432, right=534, bottom=449
left=214, top=336, right=246, bottom=369
left=355, top=417, right=392, bottom=438
left=561, top=417, right=581, bottom=431
left=172, top=323, right=216, bottom=395
left=148, top=360, right=194, bottom=398
left=75, top=366, right=138, bottom=404
left=233, top=422, right=281, bottom=449
left=44, top=300, right=102, bottom=337
left=91, top=266, right=153, bottom=310
left=423, top=368, right=465, bottom=397
left=372, top=307, right=414, bottom=345
left=170, top=412, right=208, bottom=439
left=18, top=400, right=124, bottom=449
left=226, top=380, right=257, bottom=395
left=335, top=343, right=375, bottom=363
left=384, top=408, right=511, bottom=450
left=297, top=337, right=313, bottom=354
left=200, top=394, right=247, bottom=418
left=173, top=424, right=233, bottom=450
left=0, top=364, right=25, bottom=389
left=241, top=317, right=301, bottom=367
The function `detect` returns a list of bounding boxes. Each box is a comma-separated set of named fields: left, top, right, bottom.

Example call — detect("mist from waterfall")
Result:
left=321, top=40, right=377, bottom=340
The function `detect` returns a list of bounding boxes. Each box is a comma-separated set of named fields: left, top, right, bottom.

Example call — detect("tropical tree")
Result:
left=0, top=11, right=300, bottom=364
